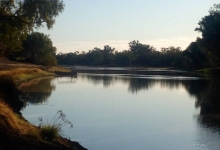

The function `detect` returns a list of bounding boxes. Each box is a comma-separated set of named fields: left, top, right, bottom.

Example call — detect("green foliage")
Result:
left=39, top=110, right=73, bottom=141
left=0, top=0, right=64, bottom=53
left=115, top=50, right=134, bottom=66
left=195, top=3, right=220, bottom=68
left=56, top=41, right=188, bottom=68
left=160, top=47, right=183, bottom=67
left=0, top=18, right=28, bottom=54
left=102, top=45, right=115, bottom=65
left=40, top=125, right=59, bottom=141
left=22, top=32, right=57, bottom=66
left=196, top=68, right=213, bottom=74
left=184, top=39, right=207, bottom=68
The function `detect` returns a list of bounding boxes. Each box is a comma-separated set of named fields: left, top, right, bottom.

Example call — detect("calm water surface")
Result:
left=20, top=70, right=220, bottom=150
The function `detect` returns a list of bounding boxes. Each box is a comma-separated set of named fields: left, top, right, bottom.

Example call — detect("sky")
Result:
left=38, top=0, right=220, bottom=53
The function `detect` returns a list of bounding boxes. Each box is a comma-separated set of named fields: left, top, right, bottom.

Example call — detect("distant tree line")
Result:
left=56, top=42, right=189, bottom=68
left=55, top=37, right=215, bottom=69
left=0, top=2, right=220, bottom=70
left=56, top=4, right=220, bottom=70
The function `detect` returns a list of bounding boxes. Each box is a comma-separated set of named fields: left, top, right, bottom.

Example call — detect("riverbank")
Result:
left=0, top=57, right=87, bottom=150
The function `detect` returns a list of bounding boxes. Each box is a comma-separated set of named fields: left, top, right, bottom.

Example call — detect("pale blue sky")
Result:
left=38, top=0, right=220, bottom=53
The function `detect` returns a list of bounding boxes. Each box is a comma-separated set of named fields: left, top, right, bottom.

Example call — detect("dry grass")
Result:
left=0, top=68, right=54, bottom=84
left=0, top=100, right=70, bottom=146
left=0, top=100, right=39, bottom=136
left=46, top=66, right=71, bottom=73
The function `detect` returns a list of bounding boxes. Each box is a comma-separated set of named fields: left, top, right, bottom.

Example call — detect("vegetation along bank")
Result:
left=0, top=58, right=87, bottom=150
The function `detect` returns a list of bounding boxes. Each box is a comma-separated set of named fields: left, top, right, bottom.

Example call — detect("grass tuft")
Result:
left=38, top=110, right=73, bottom=141
left=40, top=125, right=59, bottom=141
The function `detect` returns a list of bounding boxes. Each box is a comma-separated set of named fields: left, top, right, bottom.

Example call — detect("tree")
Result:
left=87, top=48, right=103, bottom=65
left=184, top=38, right=207, bottom=68
left=0, top=0, right=64, bottom=53
left=102, top=45, right=115, bottom=65
left=160, top=47, right=183, bottom=67
left=115, top=50, right=134, bottom=66
left=22, top=32, right=57, bottom=66
left=195, top=3, right=220, bottom=68
left=128, top=40, right=155, bottom=65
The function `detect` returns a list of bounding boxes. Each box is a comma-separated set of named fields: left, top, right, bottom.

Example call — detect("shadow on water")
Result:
left=80, top=72, right=220, bottom=131
left=19, top=77, right=56, bottom=109
left=193, top=75, right=220, bottom=130
left=0, top=75, right=23, bottom=113
left=20, top=70, right=220, bottom=134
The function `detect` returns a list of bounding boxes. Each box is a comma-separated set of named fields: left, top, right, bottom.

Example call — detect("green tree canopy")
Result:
left=195, top=3, right=220, bottom=68
left=22, top=32, right=57, bottom=66
left=0, top=0, right=64, bottom=53
left=184, top=38, right=207, bottom=68
left=128, top=40, right=155, bottom=65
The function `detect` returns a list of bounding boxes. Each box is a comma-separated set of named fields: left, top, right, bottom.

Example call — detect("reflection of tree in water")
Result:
left=20, top=74, right=220, bottom=130
left=179, top=75, right=220, bottom=131
left=198, top=76, right=220, bottom=129
left=193, top=76, right=220, bottom=150
left=82, top=73, right=220, bottom=133
left=19, top=77, right=55, bottom=109
left=82, top=73, right=220, bottom=114
left=128, top=78, right=154, bottom=93
left=185, top=75, right=220, bottom=115
left=81, top=73, right=205, bottom=94
left=81, top=74, right=117, bottom=88
left=128, top=78, right=188, bottom=93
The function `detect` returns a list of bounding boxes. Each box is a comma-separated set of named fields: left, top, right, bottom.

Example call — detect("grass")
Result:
left=45, top=66, right=71, bottom=73
left=40, top=125, right=59, bottom=141
left=0, top=59, right=86, bottom=149
left=0, top=64, right=72, bottom=140
left=0, top=100, right=73, bottom=143
left=0, top=68, right=54, bottom=84
left=0, top=100, right=73, bottom=148
left=196, top=68, right=213, bottom=76
left=0, top=100, right=38, bottom=136
left=38, top=110, right=73, bottom=141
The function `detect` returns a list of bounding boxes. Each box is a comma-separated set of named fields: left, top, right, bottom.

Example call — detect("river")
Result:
left=20, top=68, right=220, bottom=150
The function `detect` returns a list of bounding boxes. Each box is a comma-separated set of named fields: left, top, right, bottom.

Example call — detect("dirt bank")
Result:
left=0, top=57, right=87, bottom=150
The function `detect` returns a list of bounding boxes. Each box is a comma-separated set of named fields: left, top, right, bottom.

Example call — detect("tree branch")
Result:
left=0, top=0, right=13, bottom=16
left=0, top=15, right=46, bottom=29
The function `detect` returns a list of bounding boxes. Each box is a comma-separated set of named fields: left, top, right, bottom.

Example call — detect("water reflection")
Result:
left=82, top=73, right=220, bottom=116
left=193, top=75, right=220, bottom=135
left=80, top=73, right=204, bottom=93
left=20, top=72, right=220, bottom=150
left=20, top=74, right=220, bottom=112
left=19, top=77, right=56, bottom=108
left=19, top=73, right=220, bottom=117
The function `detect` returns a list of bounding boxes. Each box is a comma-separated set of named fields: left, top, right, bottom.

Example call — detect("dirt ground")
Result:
left=0, top=57, right=87, bottom=150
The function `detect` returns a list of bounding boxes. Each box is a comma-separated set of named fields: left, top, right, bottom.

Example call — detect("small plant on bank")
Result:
left=38, top=110, right=73, bottom=141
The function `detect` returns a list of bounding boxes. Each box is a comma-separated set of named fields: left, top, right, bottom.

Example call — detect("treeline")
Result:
left=57, top=4, right=220, bottom=69
left=55, top=38, right=215, bottom=68
left=57, top=42, right=190, bottom=68
left=1, top=1, right=220, bottom=70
